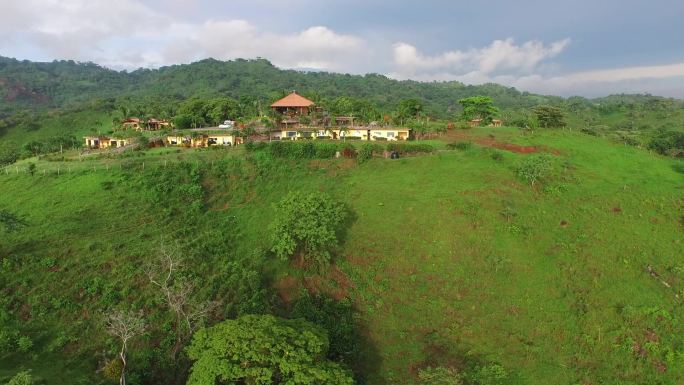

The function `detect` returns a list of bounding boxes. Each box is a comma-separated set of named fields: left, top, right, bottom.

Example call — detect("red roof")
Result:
left=270, top=92, right=315, bottom=108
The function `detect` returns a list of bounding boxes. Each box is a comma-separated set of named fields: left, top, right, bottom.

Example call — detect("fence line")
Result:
left=1, top=157, right=224, bottom=178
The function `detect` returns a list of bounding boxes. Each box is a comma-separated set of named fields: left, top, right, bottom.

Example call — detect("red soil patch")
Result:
left=491, top=142, right=539, bottom=154
left=441, top=130, right=561, bottom=155
left=274, top=265, right=354, bottom=304
left=346, top=254, right=371, bottom=266
left=19, top=303, right=31, bottom=321
left=274, top=276, right=299, bottom=305
left=612, top=207, right=622, bottom=214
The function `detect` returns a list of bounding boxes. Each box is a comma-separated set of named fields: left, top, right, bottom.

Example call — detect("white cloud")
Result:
left=389, top=39, right=684, bottom=97
left=511, top=63, right=684, bottom=97
left=188, top=21, right=366, bottom=71
left=0, top=0, right=367, bottom=70
left=391, top=38, right=570, bottom=78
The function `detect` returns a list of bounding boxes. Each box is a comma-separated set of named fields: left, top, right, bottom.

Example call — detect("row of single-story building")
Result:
left=85, top=127, right=410, bottom=150
left=271, top=127, right=410, bottom=141
left=84, top=136, right=131, bottom=149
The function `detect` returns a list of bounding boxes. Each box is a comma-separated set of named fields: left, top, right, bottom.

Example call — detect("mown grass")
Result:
left=1, top=128, right=682, bottom=384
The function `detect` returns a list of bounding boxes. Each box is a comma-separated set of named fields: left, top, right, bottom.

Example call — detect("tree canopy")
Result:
left=270, top=191, right=347, bottom=269
left=533, top=105, right=566, bottom=128
left=458, top=96, right=499, bottom=125
left=186, top=314, right=354, bottom=385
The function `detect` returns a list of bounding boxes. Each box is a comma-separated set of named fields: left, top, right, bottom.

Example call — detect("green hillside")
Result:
left=1, top=56, right=683, bottom=166
left=1, top=127, right=682, bottom=384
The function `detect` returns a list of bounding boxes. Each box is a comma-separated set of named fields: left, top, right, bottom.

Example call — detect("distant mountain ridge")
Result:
left=4, top=55, right=679, bottom=118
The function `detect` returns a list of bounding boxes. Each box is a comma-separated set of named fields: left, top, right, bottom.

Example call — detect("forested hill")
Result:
left=1, top=55, right=683, bottom=158
left=0, top=55, right=569, bottom=117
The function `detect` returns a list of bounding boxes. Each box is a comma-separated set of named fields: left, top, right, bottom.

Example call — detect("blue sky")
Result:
left=1, top=0, right=683, bottom=97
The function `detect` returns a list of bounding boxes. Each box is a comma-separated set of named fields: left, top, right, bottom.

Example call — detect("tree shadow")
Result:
left=287, top=291, right=384, bottom=385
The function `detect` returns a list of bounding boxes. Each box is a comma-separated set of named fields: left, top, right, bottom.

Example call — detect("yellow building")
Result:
left=166, top=132, right=241, bottom=147
left=272, top=127, right=410, bottom=141
left=84, top=136, right=131, bottom=149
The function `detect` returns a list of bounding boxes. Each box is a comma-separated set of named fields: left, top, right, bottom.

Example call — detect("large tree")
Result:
left=270, top=191, right=347, bottom=269
left=457, top=96, right=499, bottom=125
left=533, top=105, right=566, bottom=128
left=186, top=315, right=354, bottom=385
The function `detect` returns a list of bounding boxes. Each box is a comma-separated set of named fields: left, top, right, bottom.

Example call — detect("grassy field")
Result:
left=1, top=127, right=682, bottom=384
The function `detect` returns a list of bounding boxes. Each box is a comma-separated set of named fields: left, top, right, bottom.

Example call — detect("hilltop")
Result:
left=1, top=125, right=683, bottom=384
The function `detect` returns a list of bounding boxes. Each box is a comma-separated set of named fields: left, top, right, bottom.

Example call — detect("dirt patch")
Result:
left=346, top=254, right=371, bottom=266
left=441, top=130, right=560, bottom=155
left=274, top=276, right=300, bottom=305
left=560, top=220, right=569, bottom=227
left=612, top=207, right=622, bottom=214
left=19, top=303, right=31, bottom=321
left=491, top=142, right=539, bottom=154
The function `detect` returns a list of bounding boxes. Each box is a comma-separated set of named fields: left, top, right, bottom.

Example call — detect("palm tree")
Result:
left=339, top=126, right=350, bottom=142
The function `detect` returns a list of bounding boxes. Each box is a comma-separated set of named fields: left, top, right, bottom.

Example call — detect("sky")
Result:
left=1, top=0, right=683, bottom=98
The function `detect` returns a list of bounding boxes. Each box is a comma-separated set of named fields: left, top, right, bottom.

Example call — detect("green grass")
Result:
left=1, top=129, right=682, bottom=384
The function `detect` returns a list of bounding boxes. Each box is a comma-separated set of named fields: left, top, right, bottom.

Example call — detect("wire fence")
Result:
left=1, top=157, right=231, bottom=178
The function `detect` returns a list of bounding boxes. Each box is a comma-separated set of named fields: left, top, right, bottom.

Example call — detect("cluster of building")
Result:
left=268, top=92, right=411, bottom=141
left=122, top=118, right=172, bottom=131
left=84, top=92, right=503, bottom=150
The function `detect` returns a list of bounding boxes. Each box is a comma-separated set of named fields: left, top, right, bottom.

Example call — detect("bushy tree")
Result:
left=533, top=106, right=566, bottom=128
left=0, top=142, right=20, bottom=166
left=458, top=96, right=499, bottom=125
left=396, top=99, right=424, bottom=120
left=516, top=154, right=553, bottom=186
left=186, top=314, right=354, bottom=385
left=270, top=191, right=347, bottom=269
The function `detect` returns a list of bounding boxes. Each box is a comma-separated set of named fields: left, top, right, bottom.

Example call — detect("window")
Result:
left=287, top=131, right=296, bottom=137
left=387, top=132, right=395, bottom=138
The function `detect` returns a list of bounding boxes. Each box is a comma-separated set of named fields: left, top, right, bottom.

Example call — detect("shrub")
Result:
left=270, top=191, right=347, bottom=269
left=102, top=358, right=123, bottom=381
left=516, top=154, right=553, bottom=186
left=17, top=335, right=33, bottom=352
left=468, top=364, right=508, bottom=385
left=447, top=141, right=473, bottom=151
left=490, top=151, right=504, bottom=161
left=6, top=370, right=39, bottom=385
left=386, top=143, right=434, bottom=154
left=357, top=143, right=376, bottom=164
left=648, top=130, right=684, bottom=156
left=418, top=366, right=462, bottom=385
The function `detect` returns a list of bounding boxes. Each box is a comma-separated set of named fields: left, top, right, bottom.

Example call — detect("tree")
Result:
left=533, top=105, right=566, bottom=128
left=186, top=314, right=354, bottom=385
left=105, top=310, right=146, bottom=385
left=516, top=154, right=553, bottom=186
left=0, top=142, right=20, bottom=166
left=270, top=191, right=347, bottom=269
left=396, top=99, right=424, bottom=121
left=145, top=242, right=217, bottom=360
left=457, top=96, right=499, bottom=125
